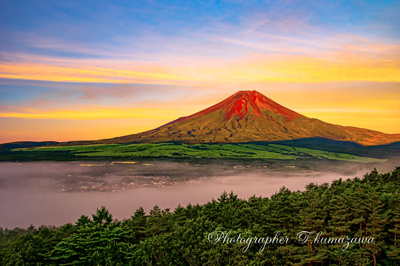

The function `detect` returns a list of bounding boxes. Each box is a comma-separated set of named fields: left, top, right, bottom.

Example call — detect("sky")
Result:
left=0, top=0, right=399, bottom=143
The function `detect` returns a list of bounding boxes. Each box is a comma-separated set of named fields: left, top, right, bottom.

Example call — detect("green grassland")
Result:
left=3, top=142, right=385, bottom=162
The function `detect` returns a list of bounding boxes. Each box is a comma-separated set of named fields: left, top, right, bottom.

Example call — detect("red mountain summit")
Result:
left=102, top=90, right=400, bottom=146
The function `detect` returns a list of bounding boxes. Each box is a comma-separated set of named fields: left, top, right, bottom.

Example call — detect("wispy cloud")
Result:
left=0, top=106, right=180, bottom=120
left=1, top=36, right=399, bottom=84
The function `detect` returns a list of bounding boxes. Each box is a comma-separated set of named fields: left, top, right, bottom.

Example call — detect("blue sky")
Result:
left=1, top=0, right=399, bottom=59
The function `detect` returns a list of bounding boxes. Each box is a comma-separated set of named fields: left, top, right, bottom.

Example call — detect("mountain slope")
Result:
left=96, top=90, right=400, bottom=146
left=97, top=91, right=400, bottom=145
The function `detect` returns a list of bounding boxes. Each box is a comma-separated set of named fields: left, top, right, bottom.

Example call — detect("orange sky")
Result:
left=1, top=81, right=399, bottom=143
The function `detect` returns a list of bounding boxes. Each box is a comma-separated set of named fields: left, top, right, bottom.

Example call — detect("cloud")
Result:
left=0, top=106, right=181, bottom=120
left=1, top=1, right=399, bottom=85
left=1, top=36, right=399, bottom=85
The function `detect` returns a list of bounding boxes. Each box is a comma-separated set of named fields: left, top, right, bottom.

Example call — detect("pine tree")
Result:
left=386, top=192, right=400, bottom=262
left=92, top=206, right=113, bottom=226
left=295, top=184, right=328, bottom=266
left=146, top=205, right=171, bottom=236
left=364, top=188, right=388, bottom=266
left=123, top=206, right=147, bottom=244
left=326, top=193, right=353, bottom=265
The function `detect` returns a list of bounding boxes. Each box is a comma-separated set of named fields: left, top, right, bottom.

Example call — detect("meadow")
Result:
left=3, top=142, right=385, bottom=163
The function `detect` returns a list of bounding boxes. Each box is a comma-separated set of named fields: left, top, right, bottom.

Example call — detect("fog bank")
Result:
left=0, top=160, right=398, bottom=228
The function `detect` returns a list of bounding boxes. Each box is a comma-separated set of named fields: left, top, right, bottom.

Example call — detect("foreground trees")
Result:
left=1, top=167, right=400, bottom=265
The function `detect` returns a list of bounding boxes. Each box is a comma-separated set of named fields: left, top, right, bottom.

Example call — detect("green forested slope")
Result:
left=1, top=168, right=400, bottom=265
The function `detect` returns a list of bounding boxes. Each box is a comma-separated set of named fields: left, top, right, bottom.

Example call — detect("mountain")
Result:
left=96, top=90, right=400, bottom=146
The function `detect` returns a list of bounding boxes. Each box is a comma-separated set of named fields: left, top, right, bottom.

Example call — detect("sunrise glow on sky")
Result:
left=1, top=0, right=399, bottom=143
